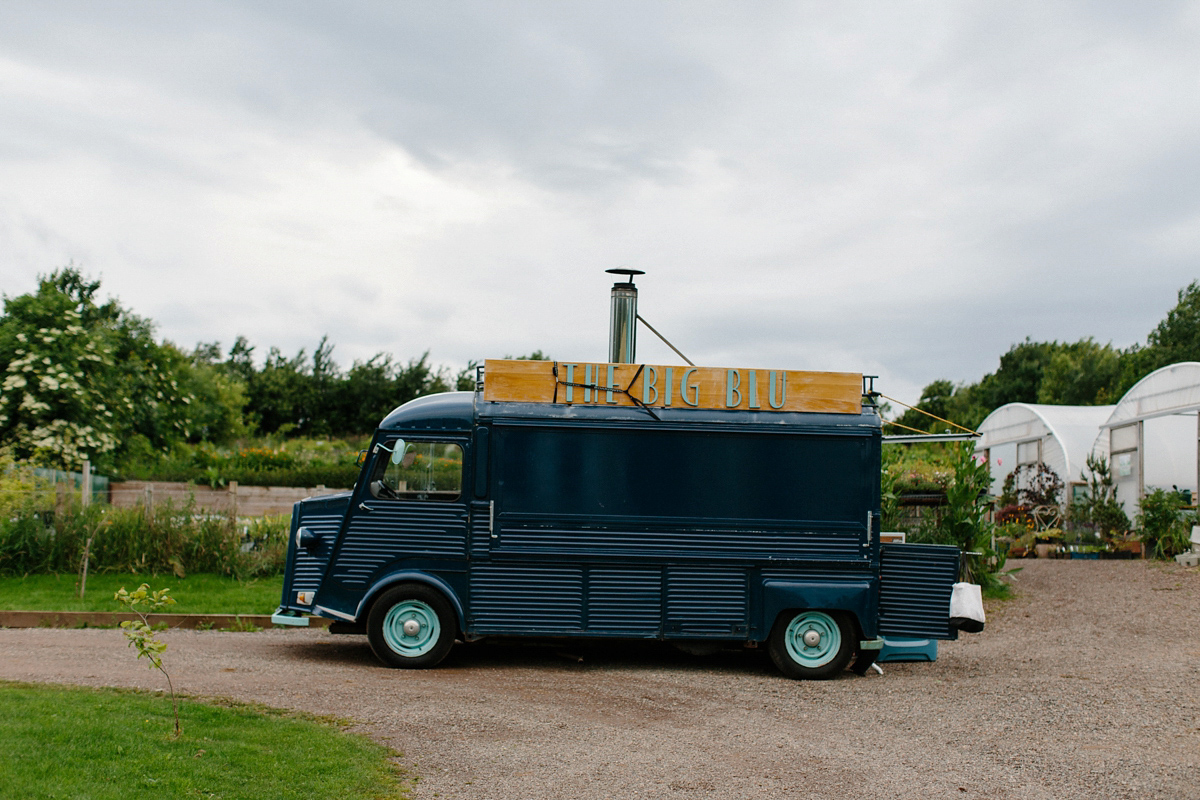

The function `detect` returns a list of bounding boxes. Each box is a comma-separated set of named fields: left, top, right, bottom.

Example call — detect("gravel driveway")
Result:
left=2, top=559, right=1198, bottom=799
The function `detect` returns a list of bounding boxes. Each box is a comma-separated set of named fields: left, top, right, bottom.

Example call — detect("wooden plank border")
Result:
left=0, top=611, right=331, bottom=629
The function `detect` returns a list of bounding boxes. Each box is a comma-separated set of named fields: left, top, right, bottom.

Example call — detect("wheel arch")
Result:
left=355, top=571, right=466, bottom=633
left=759, top=578, right=877, bottom=641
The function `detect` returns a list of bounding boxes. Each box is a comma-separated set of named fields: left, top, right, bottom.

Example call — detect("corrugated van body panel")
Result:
left=496, top=516, right=863, bottom=561
left=665, top=568, right=748, bottom=635
left=587, top=566, right=662, bottom=634
left=469, top=500, right=492, bottom=559
left=878, top=543, right=959, bottom=639
left=469, top=565, right=584, bottom=632
left=329, top=502, right=468, bottom=590
left=466, top=564, right=760, bottom=638
left=290, top=511, right=345, bottom=595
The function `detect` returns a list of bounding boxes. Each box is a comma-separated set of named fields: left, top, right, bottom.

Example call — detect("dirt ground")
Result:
left=2, top=559, right=1198, bottom=799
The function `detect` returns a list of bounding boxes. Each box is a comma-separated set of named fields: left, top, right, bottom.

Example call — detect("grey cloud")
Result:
left=4, top=1, right=1200, bottom=406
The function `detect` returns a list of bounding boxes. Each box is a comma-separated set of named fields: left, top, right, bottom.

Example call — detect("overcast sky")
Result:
left=3, top=1, right=1199, bottom=404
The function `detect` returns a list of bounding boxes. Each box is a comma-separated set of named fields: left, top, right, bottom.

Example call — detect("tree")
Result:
left=1109, top=281, right=1200, bottom=396
left=335, top=354, right=405, bottom=433
left=183, top=346, right=250, bottom=444
left=1071, top=454, right=1129, bottom=539
left=975, top=339, right=1060, bottom=409
left=1146, top=280, right=1200, bottom=362
left=0, top=268, right=124, bottom=466
left=455, top=360, right=481, bottom=391
left=246, top=345, right=318, bottom=436
left=115, top=584, right=181, bottom=737
left=392, top=351, right=451, bottom=406
left=893, top=379, right=957, bottom=433
left=0, top=268, right=245, bottom=469
left=235, top=340, right=458, bottom=437
left=1036, top=338, right=1121, bottom=405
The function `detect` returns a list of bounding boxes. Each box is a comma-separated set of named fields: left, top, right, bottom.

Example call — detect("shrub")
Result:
left=0, top=498, right=289, bottom=578
left=1000, top=462, right=1063, bottom=511
left=909, top=443, right=1006, bottom=587
left=1137, top=487, right=1193, bottom=559
left=113, top=437, right=363, bottom=488
left=1069, top=454, right=1129, bottom=541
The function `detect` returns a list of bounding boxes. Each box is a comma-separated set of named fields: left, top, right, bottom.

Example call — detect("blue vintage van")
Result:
left=272, top=368, right=964, bottom=680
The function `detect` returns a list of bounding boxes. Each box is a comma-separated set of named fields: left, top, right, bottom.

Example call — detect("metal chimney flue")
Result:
left=606, top=268, right=643, bottom=363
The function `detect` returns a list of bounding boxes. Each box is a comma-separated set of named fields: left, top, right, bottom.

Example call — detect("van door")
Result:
left=878, top=542, right=959, bottom=639
left=324, top=438, right=469, bottom=597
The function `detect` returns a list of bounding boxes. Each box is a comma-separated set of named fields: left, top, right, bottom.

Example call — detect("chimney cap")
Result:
left=605, top=268, right=644, bottom=285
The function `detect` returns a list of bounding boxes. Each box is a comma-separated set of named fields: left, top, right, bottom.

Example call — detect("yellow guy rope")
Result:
left=882, top=418, right=942, bottom=436
left=876, top=393, right=979, bottom=436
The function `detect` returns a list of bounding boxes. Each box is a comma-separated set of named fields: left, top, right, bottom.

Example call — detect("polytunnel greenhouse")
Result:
left=1091, top=362, right=1200, bottom=519
left=975, top=403, right=1116, bottom=506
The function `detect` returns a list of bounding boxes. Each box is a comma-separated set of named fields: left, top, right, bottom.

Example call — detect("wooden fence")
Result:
left=108, top=481, right=349, bottom=517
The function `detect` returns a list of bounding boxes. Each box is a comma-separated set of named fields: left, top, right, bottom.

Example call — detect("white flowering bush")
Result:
left=0, top=269, right=210, bottom=470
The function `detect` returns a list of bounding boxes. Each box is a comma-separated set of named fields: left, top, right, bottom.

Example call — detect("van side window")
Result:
left=371, top=441, right=463, bottom=502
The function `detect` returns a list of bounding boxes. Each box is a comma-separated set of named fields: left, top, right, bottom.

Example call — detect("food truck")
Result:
left=273, top=273, right=970, bottom=679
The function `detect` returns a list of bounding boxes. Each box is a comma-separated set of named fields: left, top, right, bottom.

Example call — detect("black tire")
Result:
left=767, top=610, right=855, bottom=680
left=366, top=583, right=456, bottom=669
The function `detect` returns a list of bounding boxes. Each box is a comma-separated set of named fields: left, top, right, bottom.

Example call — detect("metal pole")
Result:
left=81, top=458, right=91, bottom=508
left=1138, top=420, right=1145, bottom=506
left=636, top=314, right=694, bottom=366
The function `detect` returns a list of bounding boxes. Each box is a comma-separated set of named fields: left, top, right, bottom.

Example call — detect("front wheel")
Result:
left=768, top=610, right=855, bottom=680
left=367, top=584, right=456, bottom=669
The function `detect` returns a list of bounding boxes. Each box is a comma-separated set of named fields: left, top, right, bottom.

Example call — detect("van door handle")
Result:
left=359, top=503, right=374, bottom=513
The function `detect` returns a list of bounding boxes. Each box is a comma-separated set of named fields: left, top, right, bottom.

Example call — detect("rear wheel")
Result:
left=367, top=584, right=456, bottom=669
left=768, top=610, right=854, bottom=680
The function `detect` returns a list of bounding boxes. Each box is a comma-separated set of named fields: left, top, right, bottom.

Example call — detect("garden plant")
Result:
left=115, top=584, right=180, bottom=737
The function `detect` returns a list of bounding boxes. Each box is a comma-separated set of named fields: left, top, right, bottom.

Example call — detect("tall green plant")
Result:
left=880, top=447, right=902, bottom=533
left=0, top=497, right=289, bottom=578
left=115, top=584, right=180, bottom=737
left=1137, top=487, right=1192, bottom=559
left=943, top=444, right=995, bottom=582
left=1071, top=454, right=1129, bottom=539
left=912, top=443, right=1004, bottom=586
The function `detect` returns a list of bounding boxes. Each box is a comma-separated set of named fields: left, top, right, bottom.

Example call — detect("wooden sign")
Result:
left=483, top=360, right=863, bottom=415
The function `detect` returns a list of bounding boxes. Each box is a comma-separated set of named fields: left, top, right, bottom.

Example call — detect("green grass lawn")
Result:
left=0, top=682, right=412, bottom=799
left=0, top=573, right=284, bottom=614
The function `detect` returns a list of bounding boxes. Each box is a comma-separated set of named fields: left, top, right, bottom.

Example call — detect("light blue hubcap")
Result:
left=783, top=611, right=841, bottom=668
left=381, top=600, right=440, bottom=657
